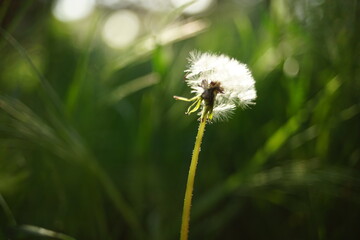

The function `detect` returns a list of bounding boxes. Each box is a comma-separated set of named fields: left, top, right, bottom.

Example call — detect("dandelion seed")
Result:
left=174, top=51, right=256, bottom=122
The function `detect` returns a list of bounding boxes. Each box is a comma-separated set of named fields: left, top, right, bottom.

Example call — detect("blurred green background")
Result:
left=0, top=0, right=359, bottom=239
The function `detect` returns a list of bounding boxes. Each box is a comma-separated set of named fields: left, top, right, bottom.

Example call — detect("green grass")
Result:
left=0, top=0, right=360, bottom=239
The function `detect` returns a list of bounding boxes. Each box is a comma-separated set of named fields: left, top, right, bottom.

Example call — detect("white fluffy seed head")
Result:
left=185, top=51, right=256, bottom=121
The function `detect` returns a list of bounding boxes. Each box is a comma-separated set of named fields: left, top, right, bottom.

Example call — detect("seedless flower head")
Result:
left=174, top=51, right=256, bottom=122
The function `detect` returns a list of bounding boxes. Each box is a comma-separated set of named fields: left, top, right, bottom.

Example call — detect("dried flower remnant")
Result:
left=174, top=51, right=256, bottom=121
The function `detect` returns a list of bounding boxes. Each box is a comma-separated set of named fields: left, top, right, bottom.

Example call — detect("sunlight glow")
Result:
left=171, top=0, right=214, bottom=15
left=53, top=0, right=96, bottom=22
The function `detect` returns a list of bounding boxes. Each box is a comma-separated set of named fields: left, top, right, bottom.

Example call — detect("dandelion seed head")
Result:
left=211, top=103, right=236, bottom=121
left=184, top=51, right=256, bottom=121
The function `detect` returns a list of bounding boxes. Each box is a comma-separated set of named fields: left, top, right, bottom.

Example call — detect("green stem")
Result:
left=180, top=114, right=207, bottom=240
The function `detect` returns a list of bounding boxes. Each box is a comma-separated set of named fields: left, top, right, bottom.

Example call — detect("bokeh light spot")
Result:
left=102, top=10, right=140, bottom=49
left=53, top=0, right=96, bottom=22
left=283, top=57, right=300, bottom=77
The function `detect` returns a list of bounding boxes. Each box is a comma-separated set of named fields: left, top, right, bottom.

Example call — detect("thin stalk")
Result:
left=0, top=193, right=17, bottom=227
left=180, top=114, right=208, bottom=240
left=0, top=27, right=63, bottom=112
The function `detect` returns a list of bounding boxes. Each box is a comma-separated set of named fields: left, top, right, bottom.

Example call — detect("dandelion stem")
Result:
left=180, top=113, right=208, bottom=240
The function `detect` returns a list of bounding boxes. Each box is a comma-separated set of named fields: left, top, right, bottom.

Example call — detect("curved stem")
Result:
left=180, top=114, right=208, bottom=240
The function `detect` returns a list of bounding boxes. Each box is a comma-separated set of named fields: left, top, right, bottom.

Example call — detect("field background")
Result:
left=0, top=0, right=359, bottom=239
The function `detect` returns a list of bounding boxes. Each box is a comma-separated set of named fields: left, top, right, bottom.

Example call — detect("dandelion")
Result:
left=174, top=51, right=256, bottom=122
left=174, top=51, right=256, bottom=240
